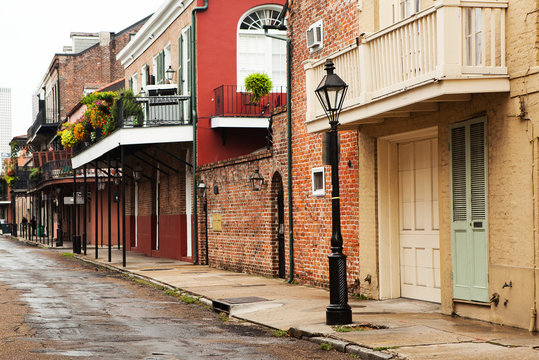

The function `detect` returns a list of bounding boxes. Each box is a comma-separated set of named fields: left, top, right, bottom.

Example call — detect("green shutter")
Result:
left=186, top=27, right=192, bottom=122
left=186, top=27, right=192, bottom=95
left=156, top=51, right=165, bottom=84
left=450, top=117, right=489, bottom=302
left=178, top=35, right=184, bottom=95
left=178, top=34, right=184, bottom=121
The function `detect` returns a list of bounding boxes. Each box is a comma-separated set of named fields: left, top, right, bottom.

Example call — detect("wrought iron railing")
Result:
left=33, top=149, right=73, bottom=168
left=27, top=110, right=45, bottom=140
left=41, top=159, right=73, bottom=181
left=213, top=85, right=286, bottom=118
left=10, top=169, right=30, bottom=191
left=120, top=95, right=191, bottom=127
left=73, top=94, right=190, bottom=155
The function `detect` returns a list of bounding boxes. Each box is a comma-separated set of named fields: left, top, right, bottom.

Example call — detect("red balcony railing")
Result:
left=213, top=85, right=286, bottom=118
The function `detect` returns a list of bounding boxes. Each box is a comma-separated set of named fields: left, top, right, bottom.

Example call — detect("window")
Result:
left=465, top=8, right=482, bottom=66
left=141, top=64, right=148, bottom=91
left=311, top=167, right=325, bottom=196
left=164, top=43, right=172, bottom=83
left=129, top=73, right=138, bottom=93
left=393, top=0, right=420, bottom=22
left=237, top=5, right=286, bottom=90
left=179, top=26, right=192, bottom=121
left=153, top=50, right=165, bottom=85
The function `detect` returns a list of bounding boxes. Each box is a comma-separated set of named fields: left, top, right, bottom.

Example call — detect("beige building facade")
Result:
left=296, top=0, right=539, bottom=330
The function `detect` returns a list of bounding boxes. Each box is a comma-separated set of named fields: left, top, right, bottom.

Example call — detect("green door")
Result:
left=450, top=117, right=489, bottom=302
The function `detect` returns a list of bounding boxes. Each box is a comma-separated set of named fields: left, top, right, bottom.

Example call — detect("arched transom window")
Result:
left=240, top=8, right=283, bottom=30
left=237, top=5, right=286, bottom=90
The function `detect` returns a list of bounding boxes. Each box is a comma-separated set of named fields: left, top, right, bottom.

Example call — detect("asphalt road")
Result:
left=0, top=236, right=349, bottom=360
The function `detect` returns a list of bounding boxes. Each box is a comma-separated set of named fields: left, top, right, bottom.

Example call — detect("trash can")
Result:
left=72, top=235, right=81, bottom=254
left=37, top=225, right=44, bottom=237
left=1, top=223, right=11, bottom=234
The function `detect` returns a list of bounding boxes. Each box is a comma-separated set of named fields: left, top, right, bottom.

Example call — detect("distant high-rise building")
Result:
left=0, top=87, right=12, bottom=171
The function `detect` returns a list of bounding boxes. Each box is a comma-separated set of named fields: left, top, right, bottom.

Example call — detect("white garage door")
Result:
left=398, top=138, right=441, bottom=303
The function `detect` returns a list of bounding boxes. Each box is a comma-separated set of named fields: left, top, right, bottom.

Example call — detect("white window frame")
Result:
left=164, top=42, right=172, bottom=84
left=131, top=73, right=138, bottom=94
left=141, top=64, right=148, bottom=91
left=311, top=167, right=326, bottom=196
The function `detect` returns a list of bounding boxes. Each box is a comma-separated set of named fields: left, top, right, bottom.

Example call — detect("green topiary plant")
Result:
left=111, top=89, right=144, bottom=126
left=244, top=72, right=273, bottom=103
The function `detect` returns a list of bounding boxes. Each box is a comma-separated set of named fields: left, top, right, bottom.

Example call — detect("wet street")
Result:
left=0, top=237, right=348, bottom=360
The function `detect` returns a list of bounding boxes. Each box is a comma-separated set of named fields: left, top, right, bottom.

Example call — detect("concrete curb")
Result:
left=291, top=328, right=394, bottom=360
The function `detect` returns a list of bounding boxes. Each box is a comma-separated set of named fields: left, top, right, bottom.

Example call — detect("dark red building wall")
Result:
left=196, top=0, right=285, bottom=165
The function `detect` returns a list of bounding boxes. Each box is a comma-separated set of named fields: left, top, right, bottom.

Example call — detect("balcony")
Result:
left=27, top=105, right=61, bottom=143
left=71, top=94, right=191, bottom=169
left=212, top=85, right=286, bottom=128
left=304, top=0, right=509, bottom=132
left=10, top=169, right=30, bottom=192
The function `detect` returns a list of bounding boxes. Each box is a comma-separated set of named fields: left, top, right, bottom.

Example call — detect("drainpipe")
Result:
left=191, top=0, right=209, bottom=264
left=264, top=17, right=294, bottom=283
left=531, top=124, right=538, bottom=333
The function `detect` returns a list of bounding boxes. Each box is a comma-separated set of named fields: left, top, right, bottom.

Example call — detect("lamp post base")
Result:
left=326, top=305, right=352, bottom=325
left=326, top=252, right=352, bottom=325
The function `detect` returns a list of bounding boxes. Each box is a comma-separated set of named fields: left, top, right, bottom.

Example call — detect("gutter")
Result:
left=263, top=10, right=294, bottom=283
left=191, top=0, right=209, bottom=264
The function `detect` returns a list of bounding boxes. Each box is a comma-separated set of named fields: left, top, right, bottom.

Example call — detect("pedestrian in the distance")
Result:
left=30, top=216, right=36, bottom=235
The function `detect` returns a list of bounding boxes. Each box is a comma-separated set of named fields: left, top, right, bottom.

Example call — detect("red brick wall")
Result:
left=123, top=143, right=191, bottom=260
left=58, top=19, right=147, bottom=119
left=286, top=0, right=361, bottom=289
left=197, top=109, right=290, bottom=276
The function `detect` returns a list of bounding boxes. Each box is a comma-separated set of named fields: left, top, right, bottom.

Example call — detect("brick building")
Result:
left=71, top=0, right=286, bottom=263
left=287, top=0, right=539, bottom=331
left=16, top=18, right=149, bottom=249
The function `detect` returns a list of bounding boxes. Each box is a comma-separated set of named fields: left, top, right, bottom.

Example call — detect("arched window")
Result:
left=237, top=5, right=286, bottom=90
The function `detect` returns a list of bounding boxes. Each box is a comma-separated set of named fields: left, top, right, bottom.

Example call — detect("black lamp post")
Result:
left=315, top=59, right=352, bottom=325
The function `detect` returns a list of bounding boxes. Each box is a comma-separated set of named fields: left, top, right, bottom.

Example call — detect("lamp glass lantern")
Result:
left=249, top=169, right=264, bottom=191
left=198, top=180, right=207, bottom=199
left=165, top=66, right=176, bottom=82
left=315, top=59, right=348, bottom=125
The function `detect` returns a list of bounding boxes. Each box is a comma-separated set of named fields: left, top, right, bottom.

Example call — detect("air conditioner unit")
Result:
left=306, top=21, right=323, bottom=51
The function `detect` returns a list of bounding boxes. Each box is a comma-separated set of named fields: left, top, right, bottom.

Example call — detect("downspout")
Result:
left=264, top=6, right=294, bottom=283
left=531, top=123, right=538, bottom=333
left=191, top=0, right=209, bottom=264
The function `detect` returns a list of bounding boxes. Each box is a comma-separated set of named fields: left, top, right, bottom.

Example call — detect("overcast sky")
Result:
left=0, top=1, right=160, bottom=138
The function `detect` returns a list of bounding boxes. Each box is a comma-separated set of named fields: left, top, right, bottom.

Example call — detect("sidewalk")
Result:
left=16, top=238, right=539, bottom=359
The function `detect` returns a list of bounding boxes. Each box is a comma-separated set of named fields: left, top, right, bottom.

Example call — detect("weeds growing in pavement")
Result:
left=319, top=343, right=333, bottom=351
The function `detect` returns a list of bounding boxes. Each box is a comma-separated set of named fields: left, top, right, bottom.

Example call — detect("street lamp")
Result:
left=249, top=169, right=264, bottom=191
left=165, top=66, right=176, bottom=82
left=315, top=59, right=352, bottom=325
left=198, top=179, right=207, bottom=199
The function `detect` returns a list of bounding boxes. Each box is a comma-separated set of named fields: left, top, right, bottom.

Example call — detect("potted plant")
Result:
left=112, top=89, right=144, bottom=127
left=29, top=167, right=42, bottom=182
left=244, top=72, right=273, bottom=103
